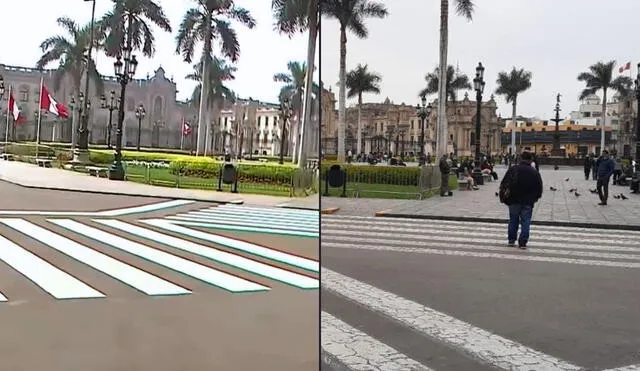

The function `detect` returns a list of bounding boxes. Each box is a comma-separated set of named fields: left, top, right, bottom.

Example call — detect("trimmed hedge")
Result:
left=168, top=160, right=296, bottom=185
left=320, top=162, right=423, bottom=186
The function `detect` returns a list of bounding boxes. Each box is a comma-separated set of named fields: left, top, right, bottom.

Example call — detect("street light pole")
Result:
left=279, top=98, right=291, bottom=165
left=472, top=62, right=486, bottom=185
left=135, top=104, right=145, bottom=151
left=416, top=96, right=432, bottom=166
left=100, top=90, right=118, bottom=148
left=634, top=64, right=640, bottom=171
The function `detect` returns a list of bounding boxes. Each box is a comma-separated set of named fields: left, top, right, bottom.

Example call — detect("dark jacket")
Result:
left=505, top=161, right=543, bottom=206
left=597, top=157, right=615, bottom=179
left=439, top=157, right=450, bottom=175
left=583, top=157, right=592, bottom=169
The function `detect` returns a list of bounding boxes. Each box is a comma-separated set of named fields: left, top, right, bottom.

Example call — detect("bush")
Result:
left=320, top=162, right=422, bottom=186
left=4, top=143, right=57, bottom=157
left=167, top=160, right=297, bottom=185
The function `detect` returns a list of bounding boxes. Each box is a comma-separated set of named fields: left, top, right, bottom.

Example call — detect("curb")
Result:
left=321, top=207, right=340, bottom=215
left=280, top=205, right=319, bottom=211
left=375, top=212, right=640, bottom=231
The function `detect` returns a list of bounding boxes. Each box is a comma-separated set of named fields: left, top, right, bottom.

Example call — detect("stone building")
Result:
left=321, top=91, right=502, bottom=157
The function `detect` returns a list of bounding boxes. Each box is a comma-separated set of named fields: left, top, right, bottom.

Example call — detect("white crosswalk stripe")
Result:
left=0, top=212, right=317, bottom=302
left=322, top=215, right=640, bottom=269
left=158, top=204, right=319, bottom=237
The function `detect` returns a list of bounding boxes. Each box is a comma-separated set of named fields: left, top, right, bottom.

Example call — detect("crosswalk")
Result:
left=321, top=215, right=640, bottom=371
left=0, top=205, right=318, bottom=303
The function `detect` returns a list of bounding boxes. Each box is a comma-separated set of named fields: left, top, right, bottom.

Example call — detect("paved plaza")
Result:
left=0, top=181, right=318, bottom=371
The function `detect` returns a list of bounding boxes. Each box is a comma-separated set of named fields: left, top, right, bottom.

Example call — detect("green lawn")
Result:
left=322, top=175, right=459, bottom=199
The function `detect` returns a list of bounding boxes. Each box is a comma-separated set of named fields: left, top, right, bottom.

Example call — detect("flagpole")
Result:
left=4, top=85, right=11, bottom=146
left=35, top=77, right=43, bottom=159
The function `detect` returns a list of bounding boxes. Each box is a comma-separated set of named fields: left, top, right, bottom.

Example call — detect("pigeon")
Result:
left=621, top=193, right=628, bottom=200
left=550, top=186, right=557, bottom=191
left=569, top=188, right=576, bottom=192
left=614, top=195, right=621, bottom=199
left=495, top=192, right=499, bottom=197
left=554, top=165, right=560, bottom=170
left=564, top=178, right=570, bottom=181
left=589, top=189, right=597, bottom=194
left=575, top=191, right=581, bottom=197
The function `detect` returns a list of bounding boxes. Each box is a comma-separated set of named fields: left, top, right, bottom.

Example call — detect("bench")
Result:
left=0, top=153, right=14, bottom=161
left=35, top=158, right=53, bottom=168
left=258, top=158, right=268, bottom=163
left=86, top=166, right=109, bottom=178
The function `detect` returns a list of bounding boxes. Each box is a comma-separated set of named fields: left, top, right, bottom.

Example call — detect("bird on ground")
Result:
left=564, top=178, right=570, bottom=181
left=495, top=192, right=499, bottom=197
left=575, top=191, right=581, bottom=197
left=614, top=195, right=621, bottom=199
left=550, top=186, right=557, bottom=191
left=621, top=193, right=628, bottom=200
left=589, top=189, right=598, bottom=194
left=569, top=188, right=576, bottom=192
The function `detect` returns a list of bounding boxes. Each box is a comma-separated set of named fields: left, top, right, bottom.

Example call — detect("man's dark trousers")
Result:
left=597, top=176, right=610, bottom=204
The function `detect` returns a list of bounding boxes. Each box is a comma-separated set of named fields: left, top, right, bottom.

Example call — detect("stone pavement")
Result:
left=322, top=165, right=640, bottom=228
left=0, top=161, right=318, bottom=210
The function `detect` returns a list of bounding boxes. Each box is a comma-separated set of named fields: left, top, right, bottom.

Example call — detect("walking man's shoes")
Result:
left=598, top=202, right=607, bottom=206
left=518, top=243, right=527, bottom=250
left=508, top=241, right=516, bottom=247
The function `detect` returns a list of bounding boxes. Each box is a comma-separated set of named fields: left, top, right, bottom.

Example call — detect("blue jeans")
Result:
left=508, top=204, right=533, bottom=245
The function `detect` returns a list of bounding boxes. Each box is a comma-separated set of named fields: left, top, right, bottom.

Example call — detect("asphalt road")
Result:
left=0, top=182, right=319, bottom=371
left=321, top=215, right=640, bottom=371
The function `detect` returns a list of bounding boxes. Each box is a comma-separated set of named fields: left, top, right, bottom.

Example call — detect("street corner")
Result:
left=322, top=207, right=340, bottom=215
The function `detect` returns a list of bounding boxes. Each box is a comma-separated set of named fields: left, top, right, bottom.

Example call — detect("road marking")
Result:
left=197, top=208, right=319, bottom=223
left=96, top=199, right=196, bottom=216
left=168, top=213, right=318, bottom=231
left=159, top=219, right=319, bottom=238
left=0, top=234, right=104, bottom=300
left=0, top=219, right=191, bottom=296
left=140, top=219, right=319, bottom=272
left=322, top=268, right=582, bottom=371
left=217, top=204, right=318, bottom=216
left=603, top=365, right=640, bottom=371
left=50, top=219, right=268, bottom=293
left=187, top=210, right=319, bottom=227
left=321, top=311, right=432, bottom=371
left=0, top=292, right=7, bottom=301
left=96, top=219, right=319, bottom=289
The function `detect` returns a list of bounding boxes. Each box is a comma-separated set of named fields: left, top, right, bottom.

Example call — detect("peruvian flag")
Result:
left=182, top=120, right=192, bottom=135
left=7, top=91, right=25, bottom=124
left=619, top=61, right=631, bottom=73
left=39, top=83, right=69, bottom=118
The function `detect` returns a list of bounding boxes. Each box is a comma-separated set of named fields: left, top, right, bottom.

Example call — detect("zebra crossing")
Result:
left=159, top=204, right=319, bottom=237
left=0, top=206, right=318, bottom=302
left=321, top=215, right=640, bottom=371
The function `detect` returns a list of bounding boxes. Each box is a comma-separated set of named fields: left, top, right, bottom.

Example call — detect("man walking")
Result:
left=439, top=153, right=452, bottom=197
left=596, top=150, right=615, bottom=205
left=499, top=151, right=543, bottom=250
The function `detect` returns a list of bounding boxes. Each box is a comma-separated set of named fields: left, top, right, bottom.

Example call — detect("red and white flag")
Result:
left=39, top=83, right=69, bottom=118
left=8, top=91, right=25, bottom=124
left=182, top=120, right=192, bottom=135
left=619, top=62, right=631, bottom=73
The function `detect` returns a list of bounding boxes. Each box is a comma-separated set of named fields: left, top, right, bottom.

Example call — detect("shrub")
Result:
left=320, top=162, right=422, bottom=186
left=4, top=143, right=57, bottom=157
left=167, top=160, right=297, bottom=185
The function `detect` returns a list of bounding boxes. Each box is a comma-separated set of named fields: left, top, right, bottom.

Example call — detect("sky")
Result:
left=0, top=0, right=318, bottom=104
left=320, top=0, right=640, bottom=119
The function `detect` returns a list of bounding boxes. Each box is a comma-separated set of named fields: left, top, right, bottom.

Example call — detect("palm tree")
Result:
left=577, top=61, right=633, bottom=153
left=36, top=17, right=105, bottom=143
left=186, top=57, right=237, bottom=154
left=272, top=0, right=319, bottom=167
left=436, top=0, right=474, bottom=157
left=175, top=0, right=256, bottom=156
left=321, top=0, right=388, bottom=162
left=419, top=65, right=471, bottom=102
left=495, top=67, right=532, bottom=154
left=346, top=64, right=381, bottom=155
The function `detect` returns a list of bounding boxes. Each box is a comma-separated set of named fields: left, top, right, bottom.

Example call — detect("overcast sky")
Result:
left=0, top=0, right=318, bottom=104
left=320, top=0, right=640, bottom=119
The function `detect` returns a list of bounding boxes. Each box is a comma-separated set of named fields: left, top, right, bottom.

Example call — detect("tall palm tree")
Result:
left=419, top=65, right=470, bottom=102
left=187, top=57, right=237, bottom=153
left=321, top=0, right=388, bottom=162
left=272, top=0, right=319, bottom=167
left=436, top=0, right=474, bottom=157
left=346, top=63, right=381, bottom=155
left=36, top=17, right=105, bottom=143
left=578, top=61, right=633, bottom=153
left=495, top=67, right=532, bottom=154
left=175, top=0, right=256, bottom=156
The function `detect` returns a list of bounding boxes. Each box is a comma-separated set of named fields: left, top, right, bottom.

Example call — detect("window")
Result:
left=19, top=85, right=29, bottom=102
left=410, top=120, right=414, bottom=130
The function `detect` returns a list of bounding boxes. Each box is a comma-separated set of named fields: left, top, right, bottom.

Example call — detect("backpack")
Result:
left=499, top=167, right=519, bottom=204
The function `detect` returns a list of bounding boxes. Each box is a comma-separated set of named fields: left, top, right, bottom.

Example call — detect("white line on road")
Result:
left=159, top=219, right=319, bottom=238
left=0, top=219, right=191, bottom=296
left=187, top=210, right=319, bottom=226
left=321, top=311, right=432, bottom=371
left=0, top=292, right=7, bottom=302
left=50, top=219, right=268, bottom=293
left=0, top=234, right=105, bottom=300
left=174, top=212, right=318, bottom=230
left=96, top=219, right=319, bottom=289
left=97, top=199, right=196, bottom=216
left=197, top=208, right=319, bottom=222
left=217, top=204, right=318, bottom=216
left=141, top=219, right=319, bottom=272
left=602, top=365, right=640, bottom=371
left=322, top=268, right=582, bottom=371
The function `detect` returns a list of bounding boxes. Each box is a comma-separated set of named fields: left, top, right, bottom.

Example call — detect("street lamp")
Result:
left=100, top=90, right=118, bottom=148
left=472, top=62, right=486, bottom=185
left=109, top=40, right=139, bottom=180
left=279, top=98, right=292, bottom=164
left=416, top=96, right=432, bottom=165
left=0, top=75, right=4, bottom=99
left=635, top=65, right=640, bottom=171
left=135, top=103, right=145, bottom=151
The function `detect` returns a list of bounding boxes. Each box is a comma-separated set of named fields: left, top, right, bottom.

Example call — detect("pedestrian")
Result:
left=613, top=158, right=622, bottom=185
left=596, top=150, right=615, bottom=205
left=498, top=151, right=543, bottom=250
left=583, top=155, right=592, bottom=180
left=439, top=153, right=452, bottom=197
left=592, top=154, right=598, bottom=180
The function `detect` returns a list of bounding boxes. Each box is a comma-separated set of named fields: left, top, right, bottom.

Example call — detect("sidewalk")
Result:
left=0, top=161, right=319, bottom=210
left=323, top=165, right=640, bottom=229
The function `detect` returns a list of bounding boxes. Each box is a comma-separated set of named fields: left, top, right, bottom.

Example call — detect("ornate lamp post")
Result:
left=100, top=90, right=118, bottom=148
left=634, top=66, right=640, bottom=170
left=0, top=74, right=4, bottom=100
left=135, top=104, right=145, bottom=151
left=472, top=62, right=486, bottom=185
left=416, top=96, right=432, bottom=165
left=551, top=94, right=563, bottom=156
left=70, top=93, right=90, bottom=152
left=109, top=41, right=139, bottom=180
left=279, top=98, right=292, bottom=164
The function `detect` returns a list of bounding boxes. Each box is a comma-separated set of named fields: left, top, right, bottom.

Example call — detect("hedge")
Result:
left=320, top=162, right=423, bottom=186
left=168, top=160, right=297, bottom=185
